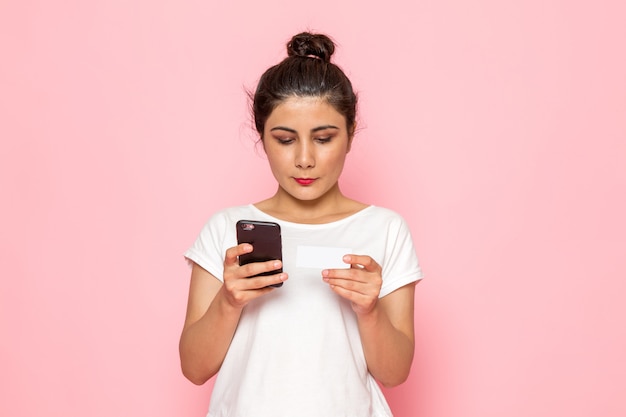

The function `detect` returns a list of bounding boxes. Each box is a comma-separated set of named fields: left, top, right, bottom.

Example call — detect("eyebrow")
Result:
left=270, top=125, right=340, bottom=133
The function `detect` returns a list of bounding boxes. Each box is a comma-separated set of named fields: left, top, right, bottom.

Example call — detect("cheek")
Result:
left=266, top=149, right=289, bottom=171
left=325, top=149, right=348, bottom=167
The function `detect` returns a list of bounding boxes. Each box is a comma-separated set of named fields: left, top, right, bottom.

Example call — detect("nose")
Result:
left=295, top=141, right=315, bottom=169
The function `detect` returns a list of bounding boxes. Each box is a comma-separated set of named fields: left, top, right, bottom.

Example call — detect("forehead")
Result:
left=266, top=96, right=346, bottom=128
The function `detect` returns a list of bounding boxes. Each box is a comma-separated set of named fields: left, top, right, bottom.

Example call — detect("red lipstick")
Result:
left=295, top=178, right=316, bottom=185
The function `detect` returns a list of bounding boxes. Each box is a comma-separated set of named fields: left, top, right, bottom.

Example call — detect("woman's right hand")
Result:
left=221, top=243, right=288, bottom=309
left=180, top=246, right=285, bottom=384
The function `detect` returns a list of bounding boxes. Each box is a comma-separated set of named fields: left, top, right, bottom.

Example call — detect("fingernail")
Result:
left=274, top=261, right=282, bottom=268
left=322, top=269, right=328, bottom=277
left=343, top=255, right=351, bottom=262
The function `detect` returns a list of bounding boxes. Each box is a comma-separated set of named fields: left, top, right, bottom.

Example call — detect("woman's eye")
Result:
left=315, top=137, right=331, bottom=143
left=277, top=138, right=294, bottom=144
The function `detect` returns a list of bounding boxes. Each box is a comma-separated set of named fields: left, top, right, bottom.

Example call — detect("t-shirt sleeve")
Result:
left=184, top=212, right=230, bottom=282
left=379, top=215, right=423, bottom=298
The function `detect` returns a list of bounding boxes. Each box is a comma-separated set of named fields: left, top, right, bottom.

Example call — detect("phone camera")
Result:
left=242, top=223, right=255, bottom=231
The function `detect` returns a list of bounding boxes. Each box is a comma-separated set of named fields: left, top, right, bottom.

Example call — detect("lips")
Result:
left=295, top=178, right=316, bottom=185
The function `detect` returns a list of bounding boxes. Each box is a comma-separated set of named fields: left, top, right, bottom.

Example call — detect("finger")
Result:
left=328, top=281, right=379, bottom=315
left=247, top=271, right=288, bottom=289
left=240, top=260, right=283, bottom=279
left=225, top=244, right=253, bottom=267
left=342, top=254, right=381, bottom=272
left=328, top=277, right=368, bottom=294
left=223, top=272, right=287, bottom=307
left=224, top=268, right=287, bottom=295
left=322, top=267, right=366, bottom=284
left=329, top=283, right=373, bottom=302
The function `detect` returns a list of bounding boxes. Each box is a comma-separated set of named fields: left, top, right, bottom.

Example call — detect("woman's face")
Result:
left=263, top=96, right=353, bottom=204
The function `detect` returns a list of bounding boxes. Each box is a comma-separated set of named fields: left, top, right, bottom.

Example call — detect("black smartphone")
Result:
left=236, top=220, right=283, bottom=287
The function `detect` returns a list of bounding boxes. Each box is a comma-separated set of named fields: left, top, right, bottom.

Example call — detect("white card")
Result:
left=296, top=245, right=352, bottom=269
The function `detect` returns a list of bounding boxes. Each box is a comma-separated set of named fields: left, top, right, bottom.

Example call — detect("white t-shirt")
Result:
left=185, top=204, right=423, bottom=417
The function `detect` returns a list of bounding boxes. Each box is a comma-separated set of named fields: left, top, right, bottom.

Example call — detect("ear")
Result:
left=346, top=123, right=356, bottom=152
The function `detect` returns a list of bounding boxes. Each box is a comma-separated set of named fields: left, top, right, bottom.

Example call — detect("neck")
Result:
left=255, top=184, right=365, bottom=224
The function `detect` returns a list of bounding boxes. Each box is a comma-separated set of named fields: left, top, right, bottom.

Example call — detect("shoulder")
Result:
left=204, top=204, right=257, bottom=224
left=196, top=205, right=259, bottom=236
left=355, top=206, right=416, bottom=243
left=360, top=206, right=410, bottom=226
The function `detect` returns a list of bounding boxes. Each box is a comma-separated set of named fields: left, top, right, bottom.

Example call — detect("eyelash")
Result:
left=276, top=137, right=332, bottom=145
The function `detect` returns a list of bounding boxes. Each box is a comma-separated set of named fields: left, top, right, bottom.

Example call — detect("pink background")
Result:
left=1, top=1, right=625, bottom=416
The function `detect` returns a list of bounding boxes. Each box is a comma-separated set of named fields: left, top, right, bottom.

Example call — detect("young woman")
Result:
left=180, top=32, right=423, bottom=417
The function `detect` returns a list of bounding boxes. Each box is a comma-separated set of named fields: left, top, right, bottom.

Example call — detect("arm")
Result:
left=322, top=255, right=417, bottom=387
left=179, top=244, right=288, bottom=385
left=356, top=283, right=416, bottom=387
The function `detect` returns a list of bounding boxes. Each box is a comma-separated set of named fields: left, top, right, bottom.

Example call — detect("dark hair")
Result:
left=252, top=32, right=358, bottom=139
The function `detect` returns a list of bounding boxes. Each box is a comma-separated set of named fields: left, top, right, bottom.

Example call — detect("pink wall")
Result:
left=1, top=1, right=625, bottom=416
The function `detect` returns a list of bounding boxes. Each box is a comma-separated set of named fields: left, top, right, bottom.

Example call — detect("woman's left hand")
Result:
left=322, top=255, right=382, bottom=315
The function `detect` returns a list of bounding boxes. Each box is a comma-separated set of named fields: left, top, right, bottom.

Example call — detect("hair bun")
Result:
left=287, top=32, right=335, bottom=63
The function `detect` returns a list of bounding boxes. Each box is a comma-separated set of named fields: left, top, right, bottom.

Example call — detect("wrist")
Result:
left=215, top=287, right=245, bottom=315
left=355, top=302, right=381, bottom=326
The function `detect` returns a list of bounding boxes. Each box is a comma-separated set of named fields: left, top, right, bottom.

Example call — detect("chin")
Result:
left=282, top=188, right=324, bottom=202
